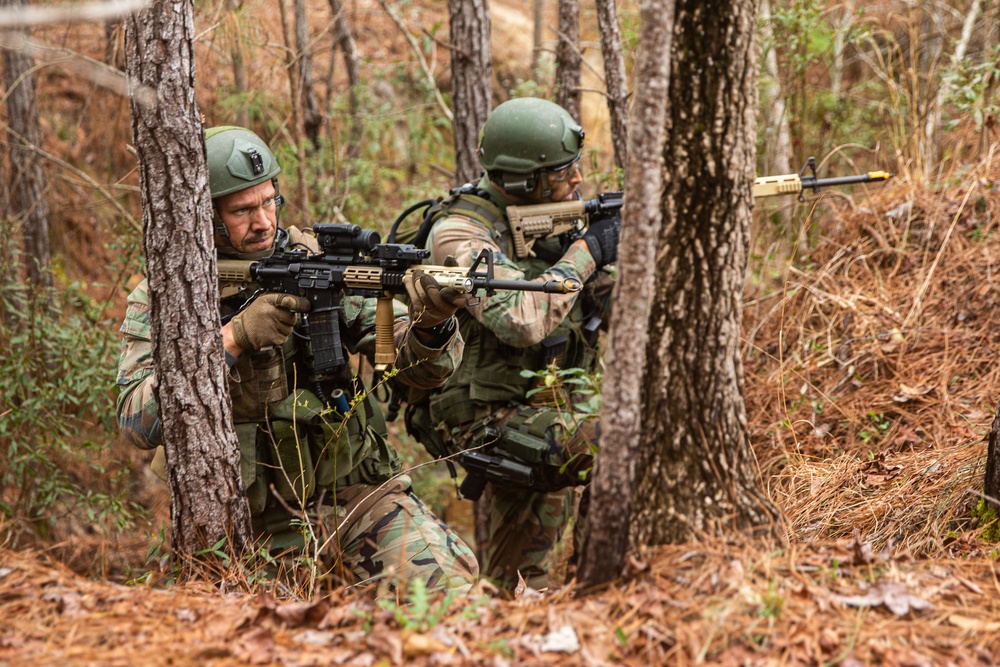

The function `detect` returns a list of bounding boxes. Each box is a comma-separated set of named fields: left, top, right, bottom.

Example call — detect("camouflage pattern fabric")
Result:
left=426, top=184, right=596, bottom=348
left=473, top=410, right=599, bottom=589
left=259, top=475, right=478, bottom=594
left=116, top=253, right=476, bottom=593
left=423, top=177, right=608, bottom=590
left=116, top=277, right=464, bottom=449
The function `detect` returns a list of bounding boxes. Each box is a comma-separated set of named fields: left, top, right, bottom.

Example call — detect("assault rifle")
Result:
left=754, top=156, right=893, bottom=200
left=507, top=190, right=623, bottom=260
left=218, top=223, right=582, bottom=376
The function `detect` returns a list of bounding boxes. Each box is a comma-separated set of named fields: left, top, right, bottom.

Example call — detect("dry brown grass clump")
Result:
left=746, top=163, right=1000, bottom=556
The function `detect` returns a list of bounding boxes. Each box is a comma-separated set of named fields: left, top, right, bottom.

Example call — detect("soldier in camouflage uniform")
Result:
left=117, top=126, right=478, bottom=594
left=405, top=98, right=619, bottom=590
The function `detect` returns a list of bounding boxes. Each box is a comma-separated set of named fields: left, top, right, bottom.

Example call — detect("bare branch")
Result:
left=0, top=0, right=147, bottom=28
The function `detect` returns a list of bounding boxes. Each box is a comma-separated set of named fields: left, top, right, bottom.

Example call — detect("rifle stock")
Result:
left=506, top=190, right=624, bottom=259
left=219, top=223, right=582, bottom=375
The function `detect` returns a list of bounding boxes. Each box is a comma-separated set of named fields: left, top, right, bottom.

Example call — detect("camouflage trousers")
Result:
left=254, top=474, right=479, bottom=595
left=470, top=407, right=599, bottom=590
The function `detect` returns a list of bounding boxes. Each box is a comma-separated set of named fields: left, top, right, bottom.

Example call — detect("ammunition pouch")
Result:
left=236, top=388, right=402, bottom=516
left=454, top=406, right=591, bottom=499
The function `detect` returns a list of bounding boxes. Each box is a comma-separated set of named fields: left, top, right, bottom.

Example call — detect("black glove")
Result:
left=582, top=215, right=620, bottom=268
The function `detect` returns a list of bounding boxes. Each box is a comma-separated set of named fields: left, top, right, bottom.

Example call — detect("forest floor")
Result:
left=7, top=161, right=1000, bottom=667
left=6, top=0, right=1000, bottom=665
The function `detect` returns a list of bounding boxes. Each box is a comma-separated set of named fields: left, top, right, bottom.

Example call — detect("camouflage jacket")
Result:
left=116, top=277, right=464, bottom=453
left=424, top=177, right=609, bottom=418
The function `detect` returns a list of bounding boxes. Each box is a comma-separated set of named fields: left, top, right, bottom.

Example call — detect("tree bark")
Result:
left=328, top=0, right=362, bottom=159
left=294, top=0, right=322, bottom=147
left=984, top=398, right=1000, bottom=511
left=759, top=0, right=792, bottom=181
left=630, top=0, right=779, bottom=548
left=531, top=0, right=544, bottom=73
left=2, top=0, right=52, bottom=288
left=554, top=0, right=580, bottom=121
left=577, top=0, right=674, bottom=589
left=125, top=0, right=252, bottom=560
left=226, top=0, right=249, bottom=128
left=448, top=0, right=492, bottom=186
left=278, top=0, right=311, bottom=225
left=595, top=0, right=630, bottom=170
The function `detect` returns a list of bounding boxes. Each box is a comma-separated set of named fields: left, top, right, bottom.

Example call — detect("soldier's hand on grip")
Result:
left=582, top=215, right=620, bottom=269
left=231, top=293, right=310, bottom=351
left=405, top=269, right=469, bottom=329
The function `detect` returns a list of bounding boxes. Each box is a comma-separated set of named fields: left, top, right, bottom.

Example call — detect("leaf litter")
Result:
left=6, top=141, right=1000, bottom=666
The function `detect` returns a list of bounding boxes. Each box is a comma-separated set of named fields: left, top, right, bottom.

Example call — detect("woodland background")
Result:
left=4, top=0, right=1000, bottom=664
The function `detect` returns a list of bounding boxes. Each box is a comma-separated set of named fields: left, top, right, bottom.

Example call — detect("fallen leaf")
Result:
left=830, top=580, right=933, bottom=616
left=947, top=614, right=1000, bottom=632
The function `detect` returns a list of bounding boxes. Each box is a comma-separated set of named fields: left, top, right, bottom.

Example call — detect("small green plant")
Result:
left=972, top=499, right=1000, bottom=542
left=758, top=580, right=784, bottom=619
left=859, top=411, right=891, bottom=444
left=377, top=578, right=458, bottom=633
left=520, top=365, right=603, bottom=416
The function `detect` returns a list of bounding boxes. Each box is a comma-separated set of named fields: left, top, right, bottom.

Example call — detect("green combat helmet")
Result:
left=478, top=97, right=584, bottom=197
left=205, top=126, right=283, bottom=258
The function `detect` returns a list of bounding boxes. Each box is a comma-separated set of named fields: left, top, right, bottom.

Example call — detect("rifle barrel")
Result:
left=472, top=277, right=582, bottom=294
left=803, top=171, right=892, bottom=189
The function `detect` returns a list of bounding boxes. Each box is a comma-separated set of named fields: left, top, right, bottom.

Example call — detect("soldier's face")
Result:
left=215, top=180, right=279, bottom=254
left=526, top=160, right=583, bottom=204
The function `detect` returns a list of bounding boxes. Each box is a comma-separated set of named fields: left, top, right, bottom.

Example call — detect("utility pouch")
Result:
left=234, top=422, right=269, bottom=515
left=269, top=417, right=315, bottom=506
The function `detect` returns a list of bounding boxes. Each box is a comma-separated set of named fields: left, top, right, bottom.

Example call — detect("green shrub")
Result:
left=0, top=277, right=143, bottom=544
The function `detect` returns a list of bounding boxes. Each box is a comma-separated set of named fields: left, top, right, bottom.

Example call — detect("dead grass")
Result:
left=5, top=174, right=1000, bottom=665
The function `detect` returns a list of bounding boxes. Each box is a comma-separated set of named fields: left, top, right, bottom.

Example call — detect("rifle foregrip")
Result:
left=374, top=296, right=395, bottom=372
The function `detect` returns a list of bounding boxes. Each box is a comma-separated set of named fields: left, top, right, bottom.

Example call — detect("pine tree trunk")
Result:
left=595, top=0, right=629, bottom=170
left=577, top=0, right=675, bottom=589
left=279, top=0, right=311, bottom=224
left=554, top=0, right=580, bottom=121
left=227, top=0, right=249, bottom=128
left=448, top=0, right=492, bottom=185
left=2, top=0, right=52, bottom=288
left=125, top=0, right=253, bottom=561
left=984, top=399, right=1000, bottom=510
left=531, top=0, right=544, bottom=73
left=295, top=0, right=322, bottom=147
left=328, top=0, right=362, bottom=159
left=630, top=0, right=778, bottom=548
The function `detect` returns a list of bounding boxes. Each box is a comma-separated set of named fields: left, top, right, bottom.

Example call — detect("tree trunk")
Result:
left=630, top=0, right=778, bottom=548
left=2, top=0, right=52, bottom=288
left=595, top=0, right=629, bottom=170
left=759, top=0, right=792, bottom=181
left=226, top=0, right=249, bottom=128
left=554, top=0, right=581, bottom=121
left=577, top=0, right=674, bottom=589
left=926, top=0, right=983, bottom=181
left=328, top=0, right=362, bottom=159
left=278, top=0, right=311, bottom=225
left=984, top=398, right=1000, bottom=510
left=125, top=0, right=253, bottom=561
left=531, top=0, right=544, bottom=73
left=448, top=0, right=492, bottom=185
left=294, top=0, right=322, bottom=147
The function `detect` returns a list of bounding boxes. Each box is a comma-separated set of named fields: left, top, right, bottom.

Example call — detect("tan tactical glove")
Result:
left=404, top=269, right=469, bottom=329
left=231, top=293, right=311, bottom=351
